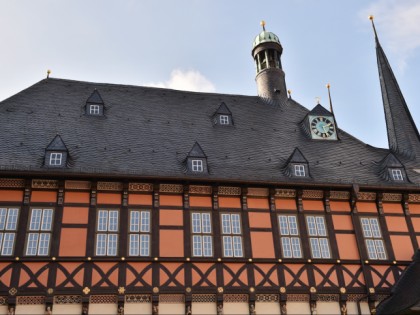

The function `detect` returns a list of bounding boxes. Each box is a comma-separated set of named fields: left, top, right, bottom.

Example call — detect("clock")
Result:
left=310, top=116, right=336, bottom=139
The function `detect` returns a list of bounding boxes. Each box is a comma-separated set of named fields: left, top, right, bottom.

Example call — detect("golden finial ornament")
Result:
left=368, top=15, right=374, bottom=21
left=260, top=20, right=266, bottom=31
left=47, top=69, right=51, bottom=79
left=287, top=89, right=292, bottom=98
left=326, top=83, right=334, bottom=115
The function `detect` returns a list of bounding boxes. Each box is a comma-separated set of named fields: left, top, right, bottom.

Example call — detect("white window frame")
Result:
left=192, top=159, right=204, bottom=172
left=128, top=210, right=151, bottom=257
left=278, top=215, right=302, bottom=258
left=191, top=212, right=213, bottom=257
left=306, top=216, right=331, bottom=259
left=0, top=208, right=19, bottom=256
left=89, top=104, right=100, bottom=115
left=221, top=213, right=243, bottom=257
left=360, top=217, right=387, bottom=260
left=49, top=152, right=63, bottom=166
left=96, top=209, right=119, bottom=256
left=391, top=169, right=403, bottom=181
left=294, top=164, right=306, bottom=177
left=26, top=208, right=53, bottom=256
left=219, top=115, right=230, bottom=125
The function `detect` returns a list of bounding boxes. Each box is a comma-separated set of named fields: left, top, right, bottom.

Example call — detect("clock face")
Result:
left=310, top=116, right=336, bottom=139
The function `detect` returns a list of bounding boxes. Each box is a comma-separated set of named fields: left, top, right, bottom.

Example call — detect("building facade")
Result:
left=0, top=21, right=419, bottom=315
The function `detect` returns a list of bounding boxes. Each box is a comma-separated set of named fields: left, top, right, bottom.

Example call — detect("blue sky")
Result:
left=1, top=0, right=419, bottom=149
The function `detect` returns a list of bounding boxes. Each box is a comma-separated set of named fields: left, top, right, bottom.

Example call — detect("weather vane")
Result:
left=260, top=20, right=266, bottom=31
left=315, top=97, right=321, bottom=105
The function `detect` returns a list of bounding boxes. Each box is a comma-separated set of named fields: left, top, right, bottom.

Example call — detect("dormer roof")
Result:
left=86, top=89, right=104, bottom=104
left=46, top=135, right=68, bottom=151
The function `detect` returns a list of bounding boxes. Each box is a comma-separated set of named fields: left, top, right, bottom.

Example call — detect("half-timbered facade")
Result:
left=0, top=20, right=419, bottom=315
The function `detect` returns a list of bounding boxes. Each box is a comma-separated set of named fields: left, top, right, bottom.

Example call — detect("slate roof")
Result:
left=0, top=78, right=419, bottom=187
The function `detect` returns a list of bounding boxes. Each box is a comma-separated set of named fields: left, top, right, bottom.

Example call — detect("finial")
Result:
left=260, top=20, right=266, bottom=32
left=287, top=89, right=292, bottom=98
left=315, top=97, right=320, bottom=105
left=368, top=15, right=379, bottom=41
left=326, top=83, right=335, bottom=115
left=47, top=69, right=51, bottom=79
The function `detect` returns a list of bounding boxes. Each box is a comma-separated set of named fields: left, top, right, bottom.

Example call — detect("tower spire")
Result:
left=370, top=15, right=420, bottom=159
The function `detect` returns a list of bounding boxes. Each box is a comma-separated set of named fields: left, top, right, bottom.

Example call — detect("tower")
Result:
left=252, top=21, right=287, bottom=104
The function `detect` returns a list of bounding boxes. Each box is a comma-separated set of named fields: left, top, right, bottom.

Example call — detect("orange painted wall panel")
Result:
left=190, top=196, right=212, bottom=208
left=409, top=203, right=420, bottom=214
left=160, top=209, right=183, bottom=226
left=159, top=230, right=184, bottom=257
left=314, top=264, right=338, bottom=287
left=224, top=263, right=248, bottom=286
left=64, top=192, right=90, bottom=204
left=59, top=228, right=87, bottom=256
left=248, top=212, right=272, bottom=228
left=0, top=190, right=23, bottom=202
left=330, top=201, right=351, bottom=212
left=332, top=215, right=354, bottom=230
left=159, top=195, right=183, bottom=207
left=385, top=217, right=408, bottom=232
left=55, top=262, right=84, bottom=287
left=383, top=203, right=403, bottom=214
left=391, top=235, right=414, bottom=261
left=62, top=207, right=89, bottom=224
left=97, top=193, right=121, bottom=204
left=411, top=217, right=420, bottom=232
left=275, top=198, right=297, bottom=210
left=31, top=191, right=57, bottom=203
left=92, top=263, right=118, bottom=286
left=128, top=194, right=153, bottom=205
left=336, top=234, right=360, bottom=260
left=356, top=202, right=377, bottom=213
left=251, top=232, right=275, bottom=258
left=218, top=197, right=241, bottom=208
left=247, top=198, right=269, bottom=209
left=302, top=200, right=324, bottom=211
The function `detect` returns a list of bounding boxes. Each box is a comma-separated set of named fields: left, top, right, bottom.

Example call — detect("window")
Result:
left=26, top=208, right=53, bottom=256
left=278, top=215, right=302, bottom=258
left=96, top=210, right=119, bottom=256
left=294, top=165, right=306, bottom=177
left=360, top=218, right=387, bottom=260
left=0, top=208, right=19, bottom=256
left=49, top=153, right=62, bottom=166
left=391, top=169, right=403, bottom=181
left=221, top=213, right=243, bottom=257
left=192, top=159, right=204, bottom=172
left=191, top=212, right=213, bottom=257
left=219, top=115, right=229, bottom=125
left=89, top=104, right=100, bottom=115
left=306, top=216, right=331, bottom=259
left=128, top=210, right=151, bottom=256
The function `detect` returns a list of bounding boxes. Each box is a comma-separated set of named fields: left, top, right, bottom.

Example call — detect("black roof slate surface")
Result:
left=0, top=78, right=419, bottom=186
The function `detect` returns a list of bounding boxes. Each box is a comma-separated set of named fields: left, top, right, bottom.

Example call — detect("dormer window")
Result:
left=377, top=153, right=408, bottom=183
left=390, top=169, right=403, bottom=181
left=192, top=159, right=204, bottom=172
left=219, top=115, right=230, bottom=125
left=294, top=164, right=306, bottom=177
left=89, top=104, right=100, bottom=115
left=85, top=89, right=105, bottom=116
left=212, top=102, right=233, bottom=126
left=49, top=153, right=63, bottom=166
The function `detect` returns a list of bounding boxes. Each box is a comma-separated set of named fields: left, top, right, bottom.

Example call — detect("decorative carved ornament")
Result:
left=357, top=192, right=376, bottom=201
left=90, top=295, right=117, bottom=304
left=382, top=193, right=402, bottom=202
left=189, top=185, right=212, bottom=195
left=286, top=294, right=309, bottom=302
left=65, top=180, right=91, bottom=190
left=275, top=189, right=296, bottom=198
left=191, top=294, right=216, bottom=303
left=330, top=191, right=350, bottom=200
left=128, top=183, right=153, bottom=192
left=256, top=294, right=279, bottom=302
left=409, top=194, right=420, bottom=203
left=159, top=295, right=185, bottom=303
left=32, top=179, right=58, bottom=189
left=247, top=188, right=269, bottom=197
left=218, top=186, right=241, bottom=196
left=0, top=297, right=6, bottom=305
left=159, top=184, right=183, bottom=194
left=16, top=296, right=45, bottom=305
left=302, top=190, right=324, bottom=199
left=125, top=295, right=151, bottom=303
left=223, top=294, right=248, bottom=303
left=54, top=296, right=82, bottom=304
left=0, top=178, right=25, bottom=188
left=347, top=294, right=367, bottom=302
left=317, top=294, right=339, bottom=302
left=97, top=182, right=123, bottom=191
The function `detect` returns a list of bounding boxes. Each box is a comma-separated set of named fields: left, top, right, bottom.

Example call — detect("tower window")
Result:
left=49, top=153, right=62, bottom=166
left=192, top=159, right=204, bottom=172
left=391, top=169, right=403, bottom=181
left=294, top=165, right=306, bottom=177
left=360, top=218, right=387, bottom=260
left=219, top=115, right=230, bottom=125
left=89, top=104, right=100, bottom=115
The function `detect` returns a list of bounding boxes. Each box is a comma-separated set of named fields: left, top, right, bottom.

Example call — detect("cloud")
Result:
left=145, top=69, right=216, bottom=92
left=360, top=0, right=420, bottom=71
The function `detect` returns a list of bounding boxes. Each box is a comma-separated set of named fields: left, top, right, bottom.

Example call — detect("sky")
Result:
left=0, top=0, right=419, bottom=150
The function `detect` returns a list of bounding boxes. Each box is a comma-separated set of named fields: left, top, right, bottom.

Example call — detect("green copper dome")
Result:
left=252, top=30, right=281, bottom=48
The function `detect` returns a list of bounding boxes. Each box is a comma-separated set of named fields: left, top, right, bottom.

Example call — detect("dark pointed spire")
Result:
left=370, top=16, right=420, bottom=158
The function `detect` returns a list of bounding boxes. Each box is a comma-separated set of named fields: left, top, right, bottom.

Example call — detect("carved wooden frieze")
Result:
left=0, top=178, right=25, bottom=188
left=54, top=296, right=82, bottom=304
left=90, top=295, right=118, bottom=304
left=97, top=182, right=123, bottom=191
left=218, top=186, right=241, bottom=196
left=128, top=183, right=153, bottom=192
left=330, top=191, right=350, bottom=200
left=223, top=294, right=248, bottom=303
left=189, top=185, right=212, bottom=195
left=65, top=181, right=91, bottom=190
left=382, top=193, right=402, bottom=202
left=159, top=184, right=183, bottom=194
left=159, top=294, right=185, bottom=303
left=409, top=194, right=420, bottom=203
left=32, top=179, right=58, bottom=189
left=357, top=192, right=376, bottom=201
left=191, top=294, right=216, bottom=303
left=274, top=189, right=296, bottom=198
left=125, top=295, right=151, bottom=303
left=302, top=190, right=323, bottom=199
left=16, top=296, right=45, bottom=305
left=247, top=188, right=269, bottom=197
